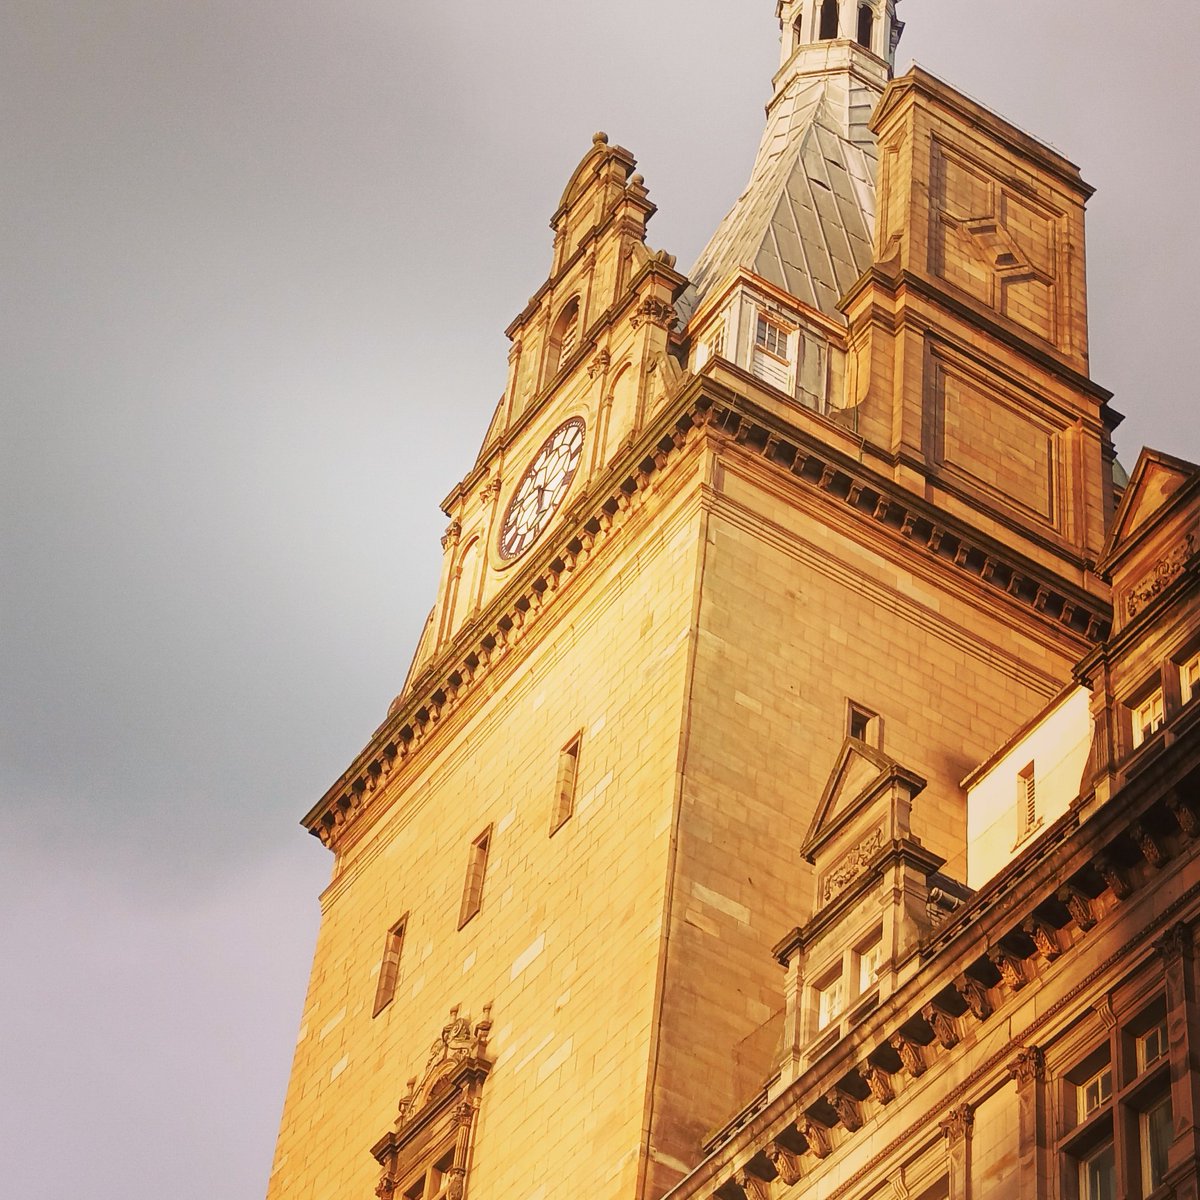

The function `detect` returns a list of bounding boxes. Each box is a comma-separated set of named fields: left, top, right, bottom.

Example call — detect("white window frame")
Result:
left=1132, top=688, right=1166, bottom=748
left=1180, top=649, right=1200, bottom=706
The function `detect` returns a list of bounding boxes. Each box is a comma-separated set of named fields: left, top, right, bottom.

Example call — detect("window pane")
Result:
left=1142, top=1097, right=1172, bottom=1193
left=1138, top=1020, right=1168, bottom=1072
left=817, top=975, right=844, bottom=1028
left=1080, top=1143, right=1115, bottom=1200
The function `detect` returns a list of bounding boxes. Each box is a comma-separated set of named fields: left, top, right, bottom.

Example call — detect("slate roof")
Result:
left=680, top=67, right=882, bottom=326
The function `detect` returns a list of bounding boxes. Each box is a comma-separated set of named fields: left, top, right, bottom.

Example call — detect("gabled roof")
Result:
left=802, top=737, right=925, bottom=862
left=679, top=69, right=879, bottom=326
left=1101, top=447, right=1200, bottom=566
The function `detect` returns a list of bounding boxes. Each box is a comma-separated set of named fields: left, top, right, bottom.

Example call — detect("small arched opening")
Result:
left=857, top=4, right=874, bottom=49
left=547, top=298, right=581, bottom=378
left=793, top=12, right=805, bottom=51
left=819, top=0, right=839, bottom=40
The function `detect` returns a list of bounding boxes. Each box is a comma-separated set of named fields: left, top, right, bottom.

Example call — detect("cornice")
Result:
left=666, top=729, right=1200, bottom=1200
left=303, top=382, right=716, bottom=848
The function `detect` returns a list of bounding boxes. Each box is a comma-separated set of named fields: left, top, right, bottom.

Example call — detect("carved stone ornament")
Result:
left=939, top=1104, right=974, bottom=1144
left=827, top=1089, right=863, bottom=1132
left=1094, top=852, right=1133, bottom=900
left=1125, top=530, right=1196, bottom=618
left=479, top=477, right=502, bottom=508
left=821, top=828, right=885, bottom=905
left=735, top=1169, right=771, bottom=1200
left=989, top=947, right=1028, bottom=991
left=372, top=1004, right=494, bottom=1200
left=922, top=1003, right=960, bottom=1050
left=1024, top=917, right=1061, bottom=962
left=1059, top=886, right=1097, bottom=931
left=766, top=1141, right=803, bottom=1186
left=798, top=1116, right=831, bottom=1159
left=956, top=975, right=993, bottom=1021
left=1154, top=922, right=1193, bottom=965
left=587, top=348, right=611, bottom=379
left=441, top=519, right=462, bottom=551
left=860, top=1062, right=895, bottom=1104
left=1008, top=1045, right=1046, bottom=1087
left=890, top=1033, right=926, bottom=1078
left=1130, top=821, right=1167, bottom=869
left=629, top=296, right=676, bottom=330
left=1168, top=795, right=1200, bottom=839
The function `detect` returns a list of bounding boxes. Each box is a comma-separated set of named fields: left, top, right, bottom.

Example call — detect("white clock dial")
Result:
left=498, top=417, right=586, bottom=561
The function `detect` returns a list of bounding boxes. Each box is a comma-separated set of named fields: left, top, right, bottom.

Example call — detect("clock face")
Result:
left=498, top=417, right=586, bottom=561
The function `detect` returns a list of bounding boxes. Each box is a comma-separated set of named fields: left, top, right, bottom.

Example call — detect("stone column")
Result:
left=939, top=1103, right=974, bottom=1200
left=1156, top=921, right=1200, bottom=1200
left=1008, top=1046, right=1049, bottom=1200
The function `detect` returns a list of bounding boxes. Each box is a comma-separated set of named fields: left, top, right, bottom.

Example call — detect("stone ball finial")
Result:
left=593, top=131, right=609, bottom=145
left=631, top=173, right=644, bottom=187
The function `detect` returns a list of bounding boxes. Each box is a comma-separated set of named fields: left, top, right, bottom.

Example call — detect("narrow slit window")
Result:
left=372, top=915, right=408, bottom=1017
left=847, top=701, right=881, bottom=748
left=458, top=826, right=492, bottom=929
left=550, top=735, right=582, bottom=835
left=857, top=4, right=874, bottom=48
left=793, top=14, right=805, bottom=51
left=819, top=0, right=839, bottom=40
left=1017, top=761, right=1037, bottom=841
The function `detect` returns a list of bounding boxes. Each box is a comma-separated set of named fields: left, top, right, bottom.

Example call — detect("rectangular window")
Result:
left=1017, top=761, right=1038, bottom=841
left=550, top=734, right=581, bottom=835
left=755, top=313, right=789, bottom=358
left=1137, top=1020, right=1169, bottom=1073
left=372, top=915, right=409, bottom=1017
left=1079, top=1143, right=1116, bottom=1200
left=816, top=972, right=845, bottom=1030
left=1181, top=650, right=1200, bottom=704
left=847, top=701, right=881, bottom=748
left=458, top=826, right=492, bottom=929
left=1132, top=689, right=1166, bottom=747
left=857, top=934, right=884, bottom=993
left=1080, top=1065, right=1113, bottom=1116
left=707, top=321, right=725, bottom=360
left=1140, top=1096, right=1173, bottom=1194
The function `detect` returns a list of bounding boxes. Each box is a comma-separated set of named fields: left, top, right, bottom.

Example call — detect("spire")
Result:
left=678, top=1, right=904, bottom=324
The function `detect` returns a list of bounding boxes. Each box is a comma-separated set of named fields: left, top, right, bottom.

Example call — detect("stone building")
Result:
left=266, top=3, right=1200, bottom=1199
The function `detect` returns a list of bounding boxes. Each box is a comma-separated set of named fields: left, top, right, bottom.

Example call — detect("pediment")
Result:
left=802, top=738, right=924, bottom=862
left=1103, top=448, right=1200, bottom=563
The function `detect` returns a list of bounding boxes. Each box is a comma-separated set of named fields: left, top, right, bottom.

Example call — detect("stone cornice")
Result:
left=303, top=383, right=716, bottom=848
left=666, top=728, right=1200, bottom=1200
left=308, top=371, right=1114, bottom=849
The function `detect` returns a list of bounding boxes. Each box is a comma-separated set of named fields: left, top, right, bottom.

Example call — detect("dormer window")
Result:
left=1131, top=688, right=1165, bottom=748
left=857, top=4, right=874, bottom=49
left=819, top=0, right=839, bottom=40
left=752, top=311, right=792, bottom=390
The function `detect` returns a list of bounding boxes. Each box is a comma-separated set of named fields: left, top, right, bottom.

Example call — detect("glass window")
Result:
left=1137, top=1020, right=1169, bottom=1073
left=1181, top=650, right=1200, bottom=704
left=755, top=313, right=789, bottom=359
left=1080, top=1065, right=1113, bottom=1116
left=1017, top=761, right=1037, bottom=840
left=1140, top=1096, right=1172, bottom=1193
left=816, top=973, right=845, bottom=1029
left=1132, top=689, right=1165, bottom=747
left=858, top=936, right=884, bottom=992
left=1080, top=1142, right=1116, bottom=1200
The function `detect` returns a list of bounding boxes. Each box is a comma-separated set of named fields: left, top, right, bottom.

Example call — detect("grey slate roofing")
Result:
left=679, top=64, right=884, bottom=326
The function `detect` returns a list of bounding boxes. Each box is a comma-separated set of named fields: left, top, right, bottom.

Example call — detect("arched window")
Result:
left=548, top=298, right=580, bottom=376
left=819, top=0, right=839, bottom=40
left=793, top=13, right=805, bottom=51
left=857, top=3, right=874, bottom=49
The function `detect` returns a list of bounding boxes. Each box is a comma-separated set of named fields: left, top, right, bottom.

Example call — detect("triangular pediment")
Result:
left=802, top=738, right=923, bottom=860
left=1103, top=448, right=1200, bottom=562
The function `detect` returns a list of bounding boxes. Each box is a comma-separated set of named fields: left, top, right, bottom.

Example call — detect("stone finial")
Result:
left=593, top=131, right=609, bottom=145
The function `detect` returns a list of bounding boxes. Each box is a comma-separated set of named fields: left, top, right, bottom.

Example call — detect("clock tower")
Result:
left=267, top=5, right=1121, bottom=1199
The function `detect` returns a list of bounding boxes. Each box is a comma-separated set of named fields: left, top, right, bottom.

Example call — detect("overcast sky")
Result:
left=2, top=3, right=1197, bottom=1198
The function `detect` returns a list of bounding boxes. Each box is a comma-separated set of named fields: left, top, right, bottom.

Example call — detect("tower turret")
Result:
left=776, top=0, right=903, bottom=74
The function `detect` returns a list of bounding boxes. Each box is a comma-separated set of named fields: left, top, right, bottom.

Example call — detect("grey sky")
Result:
left=2, top=3, right=1197, bottom=1198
